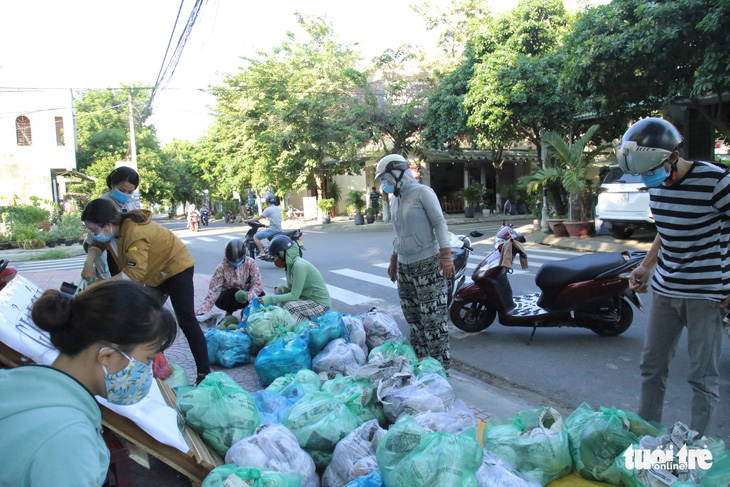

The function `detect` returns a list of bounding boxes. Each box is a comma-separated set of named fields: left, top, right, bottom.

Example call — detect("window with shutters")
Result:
left=16, top=116, right=32, bottom=146
left=55, top=116, right=65, bottom=146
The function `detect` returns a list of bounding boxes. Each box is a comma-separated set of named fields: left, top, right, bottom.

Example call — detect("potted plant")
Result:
left=12, top=223, right=45, bottom=249
left=347, top=190, right=367, bottom=226
left=366, top=207, right=377, bottom=224
left=522, top=124, right=607, bottom=238
left=317, top=198, right=335, bottom=224
left=456, top=183, right=484, bottom=218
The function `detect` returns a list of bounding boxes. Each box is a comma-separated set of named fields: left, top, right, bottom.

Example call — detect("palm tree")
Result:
left=520, top=124, right=608, bottom=221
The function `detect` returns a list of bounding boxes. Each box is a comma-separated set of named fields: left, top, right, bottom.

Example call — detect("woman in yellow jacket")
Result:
left=81, top=198, right=210, bottom=383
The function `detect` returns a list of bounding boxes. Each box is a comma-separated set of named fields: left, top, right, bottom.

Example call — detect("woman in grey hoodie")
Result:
left=375, top=154, right=455, bottom=370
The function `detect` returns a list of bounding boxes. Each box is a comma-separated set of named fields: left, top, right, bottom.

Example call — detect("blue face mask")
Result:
left=640, top=166, right=670, bottom=187
left=101, top=347, right=153, bottom=405
left=230, top=260, right=243, bottom=268
left=94, top=227, right=114, bottom=243
left=381, top=180, right=395, bottom=194
left=112, top=188, right=132, bottom=204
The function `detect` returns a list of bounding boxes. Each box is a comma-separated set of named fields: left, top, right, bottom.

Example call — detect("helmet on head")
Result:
left=225, top=238, right=245, bottom=266
left=269, top=235, right=293, bottom=259
left=265, top=194, right=277, bottom=205
left=616, top=118, right=683, bottom=175
left=375, top=154, right=409, bottom=181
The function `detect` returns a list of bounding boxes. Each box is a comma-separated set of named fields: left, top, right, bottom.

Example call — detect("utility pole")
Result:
left=127, top=91, right=137, bottom=166
left=540, top=132, right=549, bottom=233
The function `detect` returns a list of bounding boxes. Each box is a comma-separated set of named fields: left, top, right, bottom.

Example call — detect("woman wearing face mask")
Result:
left=258, top=235, right=331, bottom=323
left=375, top=154, right=455, bottom=371
left=80, top=198, right=211, bottom=384
left=0, top=280, right=177, bottom=487
left=196, top=238, right=264, bottom=317
left=84, top=167, right=140, bottom=279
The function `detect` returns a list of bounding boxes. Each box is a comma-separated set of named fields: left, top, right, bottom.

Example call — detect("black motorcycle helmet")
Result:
left=269, top=235, right=293, bottom=259
left=225, top=238, right=246, bottom=266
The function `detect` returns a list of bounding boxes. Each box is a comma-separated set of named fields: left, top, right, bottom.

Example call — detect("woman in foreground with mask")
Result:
left=0, top=280, right=177, bottom=487
left=375, top=154, right=455, bottom=371
left=80, top=198, right=210, bottom=384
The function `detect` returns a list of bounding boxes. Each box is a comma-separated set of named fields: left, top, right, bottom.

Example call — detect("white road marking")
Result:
left=331, top=269, right=398, bottom=289
left=198, top=237, right=218, bottom=242
left=180, top=239, right=192, bottom=244
left=14, top=256, right=86, bottom=271
left=280, top=277, right=374, bottom=305
left=219, top=234, right=241, bottom=240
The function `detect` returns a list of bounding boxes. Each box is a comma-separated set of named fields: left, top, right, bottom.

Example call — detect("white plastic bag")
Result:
left=225, top=423, right=319, bottom=487
left=341, top=314, right=368, bottom=356
left=361, top=310, right=402, bottom=350
left=476, top=450, right=542, bottom=487
left=414, top=399, right=479, bottom=439
left=312, top=338, right=367, bottom=376
left=380, top=372, right=455, bottom=423
left=322, top=420, right=385, bottom=487
left=348, top=353, right=414, bottom=399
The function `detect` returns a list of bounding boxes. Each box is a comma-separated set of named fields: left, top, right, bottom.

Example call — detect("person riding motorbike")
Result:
left=199, top=206, right=210, bottom=227
left=187, top=204, right=200, bottom=230
left=244, top=194, right=282, bottom=260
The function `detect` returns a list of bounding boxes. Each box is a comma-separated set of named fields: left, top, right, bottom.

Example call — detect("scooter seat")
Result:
left=535, top=252, right=625, bottom=301
left=280, top=230, right=299, bottom=238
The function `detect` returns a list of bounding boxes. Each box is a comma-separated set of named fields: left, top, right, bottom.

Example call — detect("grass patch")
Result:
left=28, top=249, right=70, bottom=261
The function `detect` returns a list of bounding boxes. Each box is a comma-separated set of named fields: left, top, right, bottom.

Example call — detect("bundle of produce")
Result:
left=201, top=465, right=301, bottom=487
left=266, top=369, right=322, bottom=399
left=254, top=337, right=311, bottom=386
left=247, top=306, right=296, bottom=347
left=282, top=391, right=363, bottom=468
left=380, top=372, right=454, bottom=423
left=177, top=372, right=261, bottom=456
left=348, top=353, right=414, bottom=400
left=361, top=310, right=402, bottom=350
left=411, top=357, right=447, bottom=380
left=565, top=402, right=663, bottom=485
left=376, top=415, right=483, bottom=487
left=306, top=311, right=350, bottom=356
left=312, top=338, right=366, bottom=377
left=164, top=363, right=189, bottom=389
left=205, top=328, right=251, bottom=368
left=322, top=420, right=385, bottom=487
left=321, top=374, right=385, bottom=425
left=225, top=423, right=319, bottom=487
left=483, top=406, right=572, bottom=485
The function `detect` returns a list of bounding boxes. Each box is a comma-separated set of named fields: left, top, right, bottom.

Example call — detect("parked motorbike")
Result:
left=244, top=221, right=303, bottom=261
left=0, top=259, right=18, bottom=291
left=200, top=209, right=210, bottom=227
left=449, top=224, right=646, bottom=341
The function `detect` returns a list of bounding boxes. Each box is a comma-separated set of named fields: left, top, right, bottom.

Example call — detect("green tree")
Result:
left=208, top=14, right=372, bottom=199
left=563, top=0, right=730, bottom=137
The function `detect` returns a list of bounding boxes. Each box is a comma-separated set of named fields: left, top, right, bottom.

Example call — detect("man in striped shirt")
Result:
left=619, top=117, right=727, bottom=436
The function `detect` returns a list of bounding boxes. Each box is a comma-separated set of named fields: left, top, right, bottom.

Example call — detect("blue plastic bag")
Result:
left=254, top=390, right=298, bottom=424
left=254, top=337, right=311, bottom=386
left=205, top=329, right=252, bottom=368
left=345, top=471, right=383, bottom=487
left=237, top=299, right=261, bottom=330
left=308, top=311, right=350, bottom=356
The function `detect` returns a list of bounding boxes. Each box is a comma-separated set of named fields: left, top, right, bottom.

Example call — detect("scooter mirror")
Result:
left=516, top=234, right=527, bottom=243
left=469, top=231, right=484, bottom=238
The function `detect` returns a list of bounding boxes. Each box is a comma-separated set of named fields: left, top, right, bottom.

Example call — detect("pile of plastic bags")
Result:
left=205, top=328, right=252, bottom=368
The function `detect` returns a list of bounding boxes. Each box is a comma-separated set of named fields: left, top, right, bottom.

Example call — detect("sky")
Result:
left=0, top=0, right=588, bottom=144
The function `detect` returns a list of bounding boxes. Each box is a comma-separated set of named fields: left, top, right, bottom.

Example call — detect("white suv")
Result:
left=594, top=165, right=654, bottom=239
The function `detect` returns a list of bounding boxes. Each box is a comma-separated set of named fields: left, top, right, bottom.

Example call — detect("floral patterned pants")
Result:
left=397, top=255, right=451, bottom=369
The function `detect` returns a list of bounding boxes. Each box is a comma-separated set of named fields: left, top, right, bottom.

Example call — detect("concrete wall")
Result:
left=334, top=172, right=368, bottom=215
left=0, top=90, right=77, bottom=202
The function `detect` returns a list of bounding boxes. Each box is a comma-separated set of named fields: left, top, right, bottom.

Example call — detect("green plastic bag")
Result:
left=411, top=357, right=447, bottom=380
left=247, top=306, right=296, bottom=347
left=376, top=415, right=483, bottom=487
left=164, top=363, right=189, bottom=389
left=483, top=407, right=572, bottom=485
left=202, top=464, right=302, bottom=487
left=177, top=372, right=261, bottom=457
left=565, top=402, right=662, bottom=485
left=321, top=374, right=384, bottom=425
left=368, top=338, right=417, bottom=362
left=283, top=391, right=363, bottom=468
left=266, top=369, right=321, bottom=394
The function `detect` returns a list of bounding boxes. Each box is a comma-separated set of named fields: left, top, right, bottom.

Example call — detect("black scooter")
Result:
left=244, top=221, right=303, bottom=260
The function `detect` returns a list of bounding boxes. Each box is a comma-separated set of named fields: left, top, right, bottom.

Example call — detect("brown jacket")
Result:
left=93, top=210, right=194, bottom=287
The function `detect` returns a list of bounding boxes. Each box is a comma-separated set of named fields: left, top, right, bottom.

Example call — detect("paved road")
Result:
left=19, top=217, right=729, bottom=440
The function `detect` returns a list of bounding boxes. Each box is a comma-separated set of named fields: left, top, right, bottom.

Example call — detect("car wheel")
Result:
left=610, top=226, right=634, bottom=239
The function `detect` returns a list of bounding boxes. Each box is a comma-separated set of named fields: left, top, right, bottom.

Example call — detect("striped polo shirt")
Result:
left=650, top=161, right=730, bottom=301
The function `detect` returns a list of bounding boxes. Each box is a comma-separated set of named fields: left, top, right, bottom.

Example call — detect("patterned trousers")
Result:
left=397, top=255, right=451, bottom=369
left=281, top=299, right=331, bottom=324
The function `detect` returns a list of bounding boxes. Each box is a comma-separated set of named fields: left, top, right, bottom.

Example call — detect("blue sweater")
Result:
left=0, top=365, right=109, bottom=487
